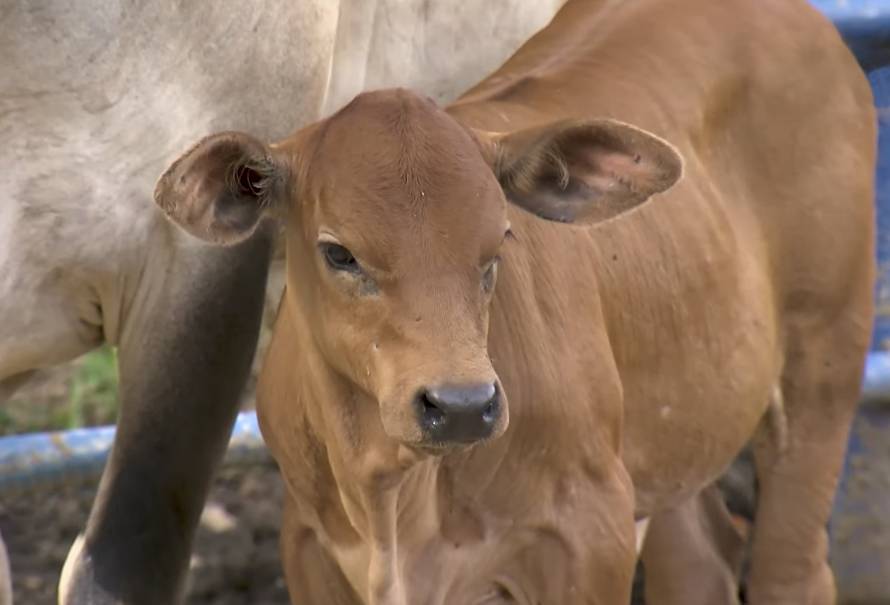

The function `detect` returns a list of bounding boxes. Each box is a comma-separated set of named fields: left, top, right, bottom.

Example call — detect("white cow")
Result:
left=0, top=2, right=565, bottom=603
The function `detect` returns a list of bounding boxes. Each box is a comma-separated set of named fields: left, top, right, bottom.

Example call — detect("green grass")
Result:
left=66, top=346, right=120, bottom=429
left=0, top=346, right=120, bottom=435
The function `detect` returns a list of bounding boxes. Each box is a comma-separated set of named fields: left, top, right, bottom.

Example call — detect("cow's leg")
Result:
left=574, top=460, right=638, bottom=605
left=746, top=301, right=870, bottom=603
left=0, top=530, right=10, bottom=605
left=0, top=255, right=109, bottom=605
left=0, top=371, right=38, bottom=404
left=58, top=225, right=274, bottom=605
left=279, top=498, right=361, bottom=605
left=640, top=485, right=746, bottom=605
left=601, top=484, right=638, bottom=604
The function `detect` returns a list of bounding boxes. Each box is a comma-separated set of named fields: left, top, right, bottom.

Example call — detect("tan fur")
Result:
left=159, top=0, right=875, bottom=602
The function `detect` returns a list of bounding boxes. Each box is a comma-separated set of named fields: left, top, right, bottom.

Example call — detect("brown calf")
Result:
left=155, top=0, right=875, bottom=602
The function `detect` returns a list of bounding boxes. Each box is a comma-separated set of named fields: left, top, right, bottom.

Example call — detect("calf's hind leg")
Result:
left=747, top=298, right=871, bottom=604
left=640, top=484, right=746, bottom=605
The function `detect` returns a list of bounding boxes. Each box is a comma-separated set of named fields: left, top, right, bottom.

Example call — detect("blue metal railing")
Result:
left=811, top=0, right=890, bottom=73
left=0, top=411, right=269, bottom=493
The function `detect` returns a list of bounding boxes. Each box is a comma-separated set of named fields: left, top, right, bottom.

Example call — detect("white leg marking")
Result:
left=635, top=517, right=651, bottom=556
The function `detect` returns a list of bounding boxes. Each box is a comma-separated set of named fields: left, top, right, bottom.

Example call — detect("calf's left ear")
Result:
left=480, top=119, right=684, bottom=225
left=154, top=132, right=285, bottom=245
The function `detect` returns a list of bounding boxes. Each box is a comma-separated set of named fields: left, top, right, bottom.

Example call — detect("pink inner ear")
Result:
left=575, top=147, right=652, bottom=196
left=495, top=119, right=683, bottom=224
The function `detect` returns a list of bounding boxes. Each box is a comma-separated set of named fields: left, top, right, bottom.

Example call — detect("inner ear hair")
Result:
left=226, top=153, right=282, bottom=209
left=493, top=127, right=571, bottom=195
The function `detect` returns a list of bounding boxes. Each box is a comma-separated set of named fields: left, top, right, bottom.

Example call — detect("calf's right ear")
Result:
left=154, top=132, right=284, bottom=245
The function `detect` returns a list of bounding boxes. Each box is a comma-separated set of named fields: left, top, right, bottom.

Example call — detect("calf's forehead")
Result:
left=294, top=90, right=507, bottom=263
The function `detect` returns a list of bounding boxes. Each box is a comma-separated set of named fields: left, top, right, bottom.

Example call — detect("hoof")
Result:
left=58, top=535, right=121, bottom=605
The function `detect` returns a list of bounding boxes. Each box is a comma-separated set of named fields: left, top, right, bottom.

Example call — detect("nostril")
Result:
left=482, top=385, right=499, bottom=423
left=482, top=401, right=496, bottom=423
left=420, top=391, right=446, bottom=426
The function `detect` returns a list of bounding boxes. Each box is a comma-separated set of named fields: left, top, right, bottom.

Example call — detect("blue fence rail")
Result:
left=1, top=1, right=889, bottom=602
left=0, top=411, right=269, bottom=494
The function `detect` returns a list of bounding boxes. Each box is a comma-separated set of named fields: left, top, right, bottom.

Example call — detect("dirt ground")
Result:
left=0, top=461, right=290, bottom=605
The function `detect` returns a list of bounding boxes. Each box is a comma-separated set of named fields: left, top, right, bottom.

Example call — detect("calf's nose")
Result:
left=416, top=382, right=500, bottom=444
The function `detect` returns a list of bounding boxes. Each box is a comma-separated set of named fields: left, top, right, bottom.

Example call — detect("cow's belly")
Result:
left=620, top=289, right=781, bottom=516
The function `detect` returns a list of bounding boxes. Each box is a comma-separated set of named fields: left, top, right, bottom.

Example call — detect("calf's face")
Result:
left=154, top=89, right=682, bottom=450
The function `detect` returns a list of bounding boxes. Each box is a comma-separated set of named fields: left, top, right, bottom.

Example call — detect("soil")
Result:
left=0, top=461, right=290, bottom=605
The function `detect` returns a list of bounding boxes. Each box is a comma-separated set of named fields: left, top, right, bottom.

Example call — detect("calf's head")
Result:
left=155, top=89, right=682, bottom=450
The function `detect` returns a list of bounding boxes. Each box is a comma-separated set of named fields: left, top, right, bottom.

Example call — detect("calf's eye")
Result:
left=321, top=243, right=360, bottom=274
